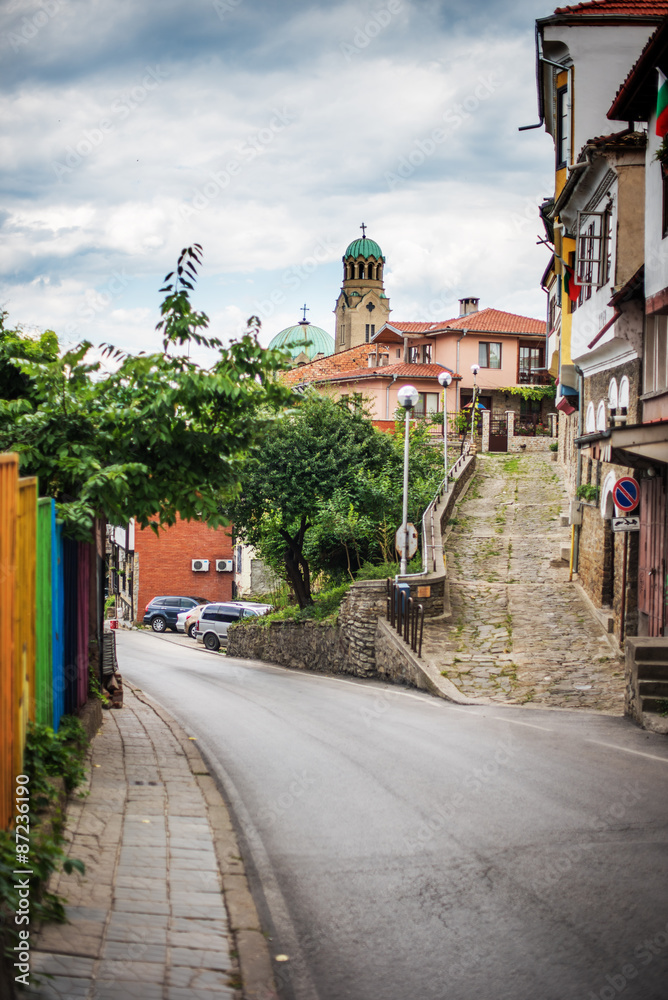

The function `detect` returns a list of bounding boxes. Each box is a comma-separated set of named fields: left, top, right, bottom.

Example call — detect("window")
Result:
left=519, top=345, right=544, bottom=383
left=479, top=342, right=502, bottom=368
left=619, top=375, right=630, bottom=410
left=576, top=207, right=612, bottom=292
left=365, top=324, right=375, bottom=342
left=358, top=263, right=365, bottom=279
left=596, top=401, right=606, bottom=432
left=422, top=344, right=432, bottom=364
left=644, top=316, right=668, bottom=394
left=608, top=378, right=618, bottom=411
left=414, top=392, right=439, bottom=417
left=585, top=402, right=596, bottom=433
left=556, top=86, right=569, bottom=168
left=409, top=345, right=419, bottom=364
left=396, top=348, right=401, bottom=358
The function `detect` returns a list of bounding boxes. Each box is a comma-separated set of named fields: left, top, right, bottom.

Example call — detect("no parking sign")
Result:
left=612, top=476, right=640, bottom=513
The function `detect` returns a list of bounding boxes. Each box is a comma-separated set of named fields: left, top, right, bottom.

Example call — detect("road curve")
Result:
left=117, top=630, right=668, bottom=1000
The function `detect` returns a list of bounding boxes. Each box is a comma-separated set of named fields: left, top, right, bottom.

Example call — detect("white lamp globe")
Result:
left=397, top=385, right=419, bottom=410
left=471, top=364, right=480, bottom=375
left=438, top=371, right=453, bottom=387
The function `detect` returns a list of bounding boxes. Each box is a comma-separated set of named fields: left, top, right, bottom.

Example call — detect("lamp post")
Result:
left=470, top=363, right=480, bottom=453
left=397, top=384, right=419, bottom=575
left=437, top=370, right=453, bottom=491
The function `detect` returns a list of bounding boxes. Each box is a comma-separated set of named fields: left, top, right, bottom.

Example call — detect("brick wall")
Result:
left=578, top=504, right=612, bottom=607
left=135, top=516, right=234, bottom=618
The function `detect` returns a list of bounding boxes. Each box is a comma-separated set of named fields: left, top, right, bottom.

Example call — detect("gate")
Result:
left=489, top=412, right=508, bottom=452
left=638, top=476, right=666, bottom=636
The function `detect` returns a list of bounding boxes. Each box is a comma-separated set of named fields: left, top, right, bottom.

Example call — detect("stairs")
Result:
left=625, top=638, right=668, bottom=732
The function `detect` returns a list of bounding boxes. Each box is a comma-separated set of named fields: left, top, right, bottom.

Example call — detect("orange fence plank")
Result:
left=0, top=454, right=18, bottom=829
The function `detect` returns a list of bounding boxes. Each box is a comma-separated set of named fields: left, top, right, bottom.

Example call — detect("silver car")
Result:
left=196, top=601, right=270, bottom=651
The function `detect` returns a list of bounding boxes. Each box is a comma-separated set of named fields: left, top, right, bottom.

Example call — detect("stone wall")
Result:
left=582, top=358, right=641, bottom=426
left=227, top=579, right=387, bottom=678
left=576, top=501, right=639, bottom=640
left=558, top=410, right=579, bottom=498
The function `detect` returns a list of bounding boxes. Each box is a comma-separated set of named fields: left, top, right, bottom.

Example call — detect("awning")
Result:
left=575, top=420, right=668, bottom=466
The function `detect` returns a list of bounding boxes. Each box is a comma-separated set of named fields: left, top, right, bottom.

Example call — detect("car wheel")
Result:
left=187, top=623, right=198, bottom=639
left=203, top=633, right=220, bottom=651
left=151, top=616, right=167, bottom=633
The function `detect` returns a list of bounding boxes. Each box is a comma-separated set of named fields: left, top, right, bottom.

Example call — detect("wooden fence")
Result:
left=0, top=453, right=95, bottom=829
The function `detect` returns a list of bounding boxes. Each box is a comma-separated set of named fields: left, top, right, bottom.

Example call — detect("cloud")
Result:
left=0, top=0, right=557, bottom=354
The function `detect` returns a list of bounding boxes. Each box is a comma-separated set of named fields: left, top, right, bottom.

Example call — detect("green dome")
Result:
left=344, top=237, right=384, bottom=260
left=268, top=321, right=334, bottom=361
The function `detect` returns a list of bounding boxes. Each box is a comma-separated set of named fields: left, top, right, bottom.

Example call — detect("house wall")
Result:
left=645, top=119, right=668, bottom=309
left=543, top=24, right=657, bottom=160
left=134, top=516, right=234, bottom=618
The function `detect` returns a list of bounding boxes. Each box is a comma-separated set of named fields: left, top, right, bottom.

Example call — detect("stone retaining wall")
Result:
left=227, top=461, right=477, bottom=686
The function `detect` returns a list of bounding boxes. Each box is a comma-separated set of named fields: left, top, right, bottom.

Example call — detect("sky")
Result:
left=0, top=0, right=558, bottom=364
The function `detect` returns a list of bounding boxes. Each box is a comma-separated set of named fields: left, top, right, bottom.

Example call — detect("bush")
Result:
left=549, top=442, right=558, bottom=452
left=576, top=483, right=599, bottom=503
left=355, top=554, right=422, bottom=580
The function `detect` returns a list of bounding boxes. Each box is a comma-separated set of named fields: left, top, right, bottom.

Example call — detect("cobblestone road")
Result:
left=423, top=452, right=625, bottom=713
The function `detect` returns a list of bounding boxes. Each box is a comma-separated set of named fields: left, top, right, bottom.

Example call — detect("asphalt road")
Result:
left=117, top=629, right=668, bottom=1000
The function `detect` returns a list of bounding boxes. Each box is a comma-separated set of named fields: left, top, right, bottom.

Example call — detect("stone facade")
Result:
left=558, top=410, right=579, bottom=497
left=582, top=358, right=641, bottom=428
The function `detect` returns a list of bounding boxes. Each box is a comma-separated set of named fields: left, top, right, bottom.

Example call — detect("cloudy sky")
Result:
left=1, top=0, right=557, bottom=361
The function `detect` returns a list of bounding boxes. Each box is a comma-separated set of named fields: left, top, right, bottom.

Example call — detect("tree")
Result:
left=0, top=247, right=295, bottom=538
left=223, top=393, right=444, bottom=607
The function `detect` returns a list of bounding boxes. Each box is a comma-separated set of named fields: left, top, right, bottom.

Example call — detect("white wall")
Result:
left=645, top=119, right=668, bottom=302
left=544, top=24, right=655, bottom=158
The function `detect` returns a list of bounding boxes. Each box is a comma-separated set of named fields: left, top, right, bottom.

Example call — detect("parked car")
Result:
left=196, top=601, right=271, bottom=651
left=143, top=596, right=209, bottom=633
left=176, top=604, right=207, bottom=638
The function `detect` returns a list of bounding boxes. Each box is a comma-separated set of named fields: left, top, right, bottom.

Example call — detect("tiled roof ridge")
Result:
left=315, top=362, right=461, bottom=382
left=553, top=0, right=668, bottom=17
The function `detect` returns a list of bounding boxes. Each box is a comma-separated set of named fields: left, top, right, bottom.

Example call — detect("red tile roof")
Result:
left=553, top=0, right=668, bottom=16
left=321, top=363, right=461, bottom=383
left=280, top=343, right=377, bottom=386
left=436, top=308, right=545, bottom=336
left=383, top=322, right=447, bottom=334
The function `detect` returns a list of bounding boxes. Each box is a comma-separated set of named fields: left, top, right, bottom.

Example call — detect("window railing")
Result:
left=518, top=368, right=552, bottom=385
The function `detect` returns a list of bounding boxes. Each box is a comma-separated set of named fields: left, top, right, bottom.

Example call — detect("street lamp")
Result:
left=397, top=385, right=419, bottom=575
left=437, top=370, right=453, bottom=491
left=470, top=363, right=480, bottom=452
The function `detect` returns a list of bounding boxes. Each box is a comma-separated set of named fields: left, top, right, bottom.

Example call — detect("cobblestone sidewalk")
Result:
left=25, top=687, right=273, bottom=1000
left=423, top=452, right=625, bottom=712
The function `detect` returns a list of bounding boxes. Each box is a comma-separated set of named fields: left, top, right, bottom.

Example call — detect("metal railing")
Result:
left=386, top=579, right=424, bottom=658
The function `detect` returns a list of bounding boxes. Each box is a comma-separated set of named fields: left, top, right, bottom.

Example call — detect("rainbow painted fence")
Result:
left=0, top=453, right=95, bottom=829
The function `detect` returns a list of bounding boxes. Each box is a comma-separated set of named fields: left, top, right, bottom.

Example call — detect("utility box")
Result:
left=569, top=501, right=582, bottom=526
left=395, top=582, right=410, bottom=612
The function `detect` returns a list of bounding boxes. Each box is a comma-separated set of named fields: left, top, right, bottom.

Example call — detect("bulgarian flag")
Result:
left=657, top=68, right=668, bottom=138
left=563, top=265, right=581, bottom=302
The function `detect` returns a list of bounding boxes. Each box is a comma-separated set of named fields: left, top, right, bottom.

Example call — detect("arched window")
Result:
left=378, top=264, right=383, bottom=280
left=368, top=263, right=375, bottom=280
left=358, top=263, right=365, bottom=279
left=596, top=401, right=606, bottom=431
left=586, top=402, right=596, bottom=433
left=608, top=378, right=618, bottom=411
left=601, top=471, right=617, bottom=518
left=619, top=375, right=629, bottom=412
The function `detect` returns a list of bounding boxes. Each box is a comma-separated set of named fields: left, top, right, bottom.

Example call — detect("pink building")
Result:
left=283, top=299, right=550, bottom=437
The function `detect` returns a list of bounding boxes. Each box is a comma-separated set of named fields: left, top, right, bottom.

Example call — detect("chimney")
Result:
left=459, top=297, right=479, bottom=317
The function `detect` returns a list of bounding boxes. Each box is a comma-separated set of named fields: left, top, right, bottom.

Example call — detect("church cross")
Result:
left=360, top=222, right=367, bottom=238
left=301, top=304, right=309, bottom=322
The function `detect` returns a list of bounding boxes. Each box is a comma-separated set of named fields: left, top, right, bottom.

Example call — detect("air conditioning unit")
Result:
left=216, top=559, right=234, bottom=573
left=192, top=559, right=210, bottom=572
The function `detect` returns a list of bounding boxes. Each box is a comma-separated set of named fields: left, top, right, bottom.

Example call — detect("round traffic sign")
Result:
left=613, top=476, right=640, bottom=513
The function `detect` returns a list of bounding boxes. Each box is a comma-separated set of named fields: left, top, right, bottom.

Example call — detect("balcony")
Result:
left=518, top=368, right=553, bottom=386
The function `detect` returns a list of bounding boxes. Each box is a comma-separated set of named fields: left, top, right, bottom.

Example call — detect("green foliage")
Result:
left=251, top=583, right=353, bottom=624
left=0, top=247, right=295, bottom=539
left=354, top=554, right=422, bottom=579
left=0, top=720, right=87, bottom=963
left=225, top=393, right=443, bottom=607
left=499, top=383, right=556, bottom=402
left=24, top=718, right=88, bottom=797
left=576, top=483, right=599, bottom=502
left=0, top=312, right=59, bottom=403
left=88, top=666, right=110, bottom=706
left=549, top=442, right=559, bottom=452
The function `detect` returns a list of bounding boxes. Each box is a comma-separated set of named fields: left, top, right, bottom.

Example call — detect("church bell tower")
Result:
left=334, top=225, right=391, bottom=353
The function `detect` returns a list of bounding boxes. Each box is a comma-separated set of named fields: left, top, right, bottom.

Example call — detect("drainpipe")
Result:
left=456, top=331, right=466, bottom=411
left=572, top=364, right=584, bottom=577
left=386, top=372, right=399, bottom=420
